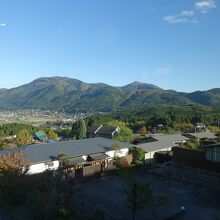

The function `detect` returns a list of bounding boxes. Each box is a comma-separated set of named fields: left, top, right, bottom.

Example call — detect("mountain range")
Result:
left=0, top=76, right=219, bottom=111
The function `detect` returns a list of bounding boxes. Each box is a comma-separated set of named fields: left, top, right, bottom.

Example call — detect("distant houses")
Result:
left=33, top=131, right=47, bottom=142
left=33, top=131, right=58, bottom=144
left=87, top=124, right=120, bottom=139
left=195, top=122, right=206, bottom=130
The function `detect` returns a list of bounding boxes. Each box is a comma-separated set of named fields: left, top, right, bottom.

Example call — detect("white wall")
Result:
left=144, top=147, right=172, bottom=164
left=27, top=149, right=129, bottom=175
left=106, top=148, right=129, bottom=158
left=82, top=155, right=87, bottom=160
left=27, top=160, right=59, bottom=175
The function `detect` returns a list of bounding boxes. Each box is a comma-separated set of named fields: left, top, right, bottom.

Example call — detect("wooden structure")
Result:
left=62, top=154, right=116, bottom=180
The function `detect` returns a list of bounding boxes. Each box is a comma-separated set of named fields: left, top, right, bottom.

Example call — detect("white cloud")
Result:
left=163, top=11, right=197, bottom=24
left=163, top=0, right=216, bottom=24
left=0, top=23, right=6, bottom=27
left=154, top=66, right=172, bottom=76
left=195, top=0, right=216, bottom=13
left=180, top=10, right=194, bottom=17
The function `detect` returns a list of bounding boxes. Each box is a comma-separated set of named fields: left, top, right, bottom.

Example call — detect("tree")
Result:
left=125, top=181, right=152, bottom=220
left=0, top=123, right=37, bottom=137
left=16, top=129, right=32, bottom=146
left=208, top=126, right=220, bottom=134
left=56, top=128, right=72, bottom=139
left=129, top=147, right=145, bottom=164
left=0, top=151, right=30, bottom=206
left=72, top=119, right=87, bottom=139
left=29, top=171, right=73, bottom=219
left=179, top=123, right=193, bottom=132
left=184, top=139, right=199, bottom=150
left=0, top=137, right=6, bottom=149
left=149, top=193, right=167, bottom=217
left=111, top=144, right=121, bottom=150
left=46, top=129, right=59, bottom=141
left=115, top=126, right=133, bottom=142
left=116, top=156, right=133, bottom=168
left=57, top=153, right=69, bottom=168
left=0, top=150, right=29, bottom=175
left=139, top=126, right=147, bottom=136
left=88, top=207, right=106, bottom=220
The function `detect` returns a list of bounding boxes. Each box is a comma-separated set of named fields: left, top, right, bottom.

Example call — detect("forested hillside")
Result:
left=0, top=77, right=220, bottom=111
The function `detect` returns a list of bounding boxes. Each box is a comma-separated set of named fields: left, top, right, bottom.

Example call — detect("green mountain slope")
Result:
left=183, top=88, right=220, bottom=107
left=121, top=90, right=194, bottom=108
left=0, top=76, right=219, bottom=111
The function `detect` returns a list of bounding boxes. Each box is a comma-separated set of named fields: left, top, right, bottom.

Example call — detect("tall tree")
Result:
left=149, top=193, right=167, bottom=217
left=16, top=129, right=32, bottom=146
left=72, top=119, right=87, bottom=139
left=125, top=181, right=152, bottom=220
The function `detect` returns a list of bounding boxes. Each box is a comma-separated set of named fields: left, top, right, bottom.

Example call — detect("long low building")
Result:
left=136, top=134, right=189, bottom=163
left=0, top=137, right=131, bottom=175
left=186, top=131, right=218, bottom=141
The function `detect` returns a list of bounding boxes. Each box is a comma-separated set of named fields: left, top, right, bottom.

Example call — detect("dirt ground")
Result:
left=72, top=167, right=220, bottom=220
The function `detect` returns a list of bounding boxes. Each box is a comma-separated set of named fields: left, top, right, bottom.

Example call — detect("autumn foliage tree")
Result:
left=16, top=129, right=32, bottom=146
left=0, top=151, right=30, bottom=206
left=46, top=129, right=59, bottom=141
left=0, top=150, right=30, bottom=175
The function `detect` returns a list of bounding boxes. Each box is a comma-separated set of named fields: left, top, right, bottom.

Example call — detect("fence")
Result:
left=172, top=147, right=220, bottom=173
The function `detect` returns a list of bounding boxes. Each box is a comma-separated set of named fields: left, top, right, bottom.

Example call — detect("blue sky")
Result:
left=0, top=0, right=219, bottom=92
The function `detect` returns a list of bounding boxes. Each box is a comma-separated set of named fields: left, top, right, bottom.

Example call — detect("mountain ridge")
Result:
left=0, top=76, right=219, bottom=111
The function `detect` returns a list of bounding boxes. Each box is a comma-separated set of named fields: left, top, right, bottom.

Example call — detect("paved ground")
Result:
left=73, top=168, right=220, bottom=220
left=0, top=211, right=16, bottom=220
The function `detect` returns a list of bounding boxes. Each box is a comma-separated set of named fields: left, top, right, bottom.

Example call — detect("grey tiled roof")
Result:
left=0, top=137, right=132, bottom=164
left=187, top=131, right=217, bottom=139
left=195, top=122, right=205, bottom=126
left=88, top=153, right=110, bottom=160
left=96, top=126, right=119, bottom=135
left=87, top=125, right=102, bottom=133
left=67, top=156, right=87, bottom=166
left=87, top=124, right=119, bottom=135
left=137, top=134, right=189, bottom=153
left=151, top=134, right=189, bottom=143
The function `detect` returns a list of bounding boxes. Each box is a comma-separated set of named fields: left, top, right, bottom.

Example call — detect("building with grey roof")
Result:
left=87, top=125, right=102, bottom=134
left=186, top=131, right=217, bottom=141
left=0, top=137, right=131, bottom=175
left=195, top=122, right=205, bottom=128
left=87, top=124, right=120, bottom=139
left=135, top=134, right=189, bottom=163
